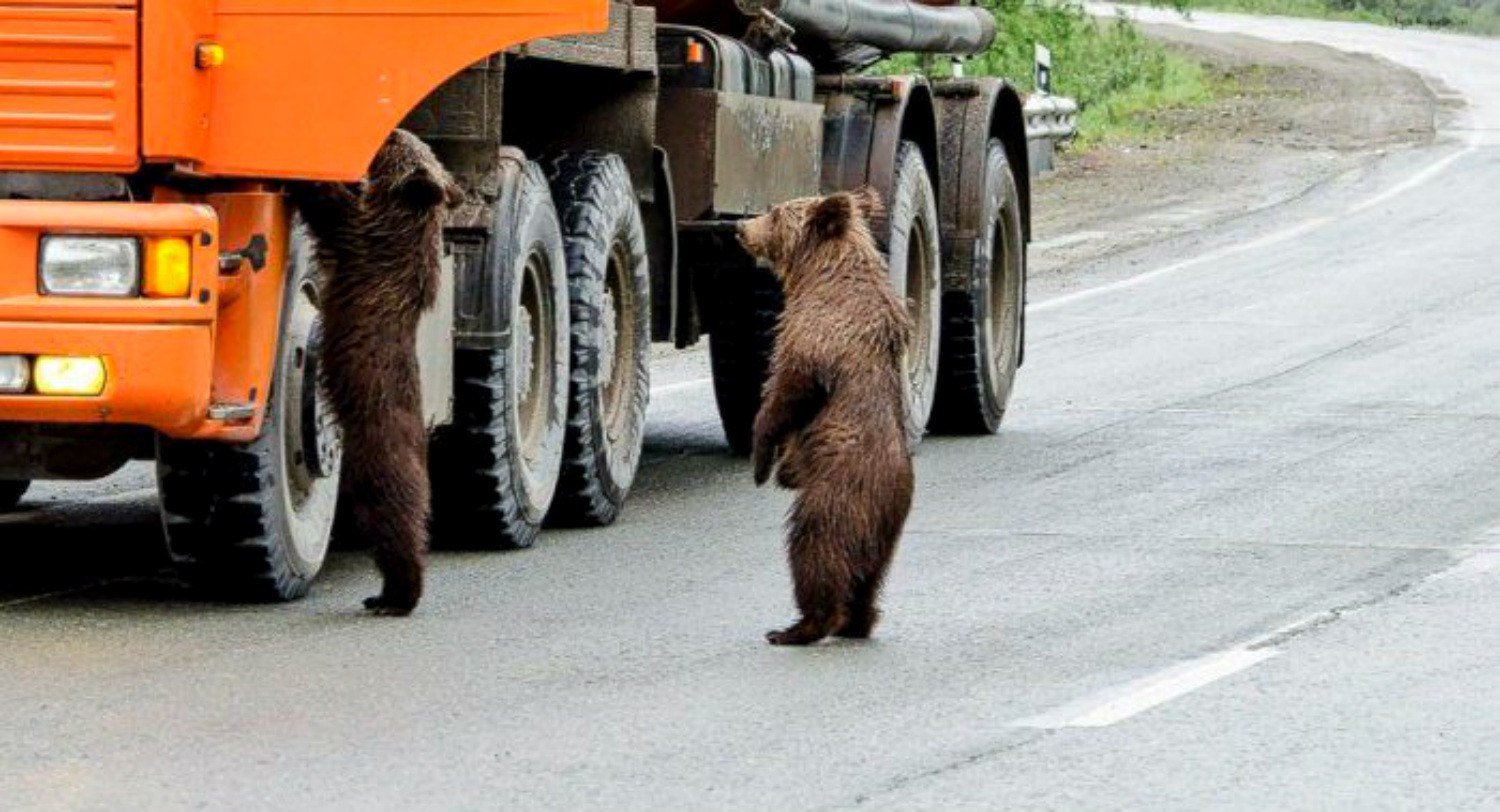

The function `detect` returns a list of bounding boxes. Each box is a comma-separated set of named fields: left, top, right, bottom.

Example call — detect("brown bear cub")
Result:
left=293, top=129, right=461, bottom=615
left=737, top=188, right=916, bottom=645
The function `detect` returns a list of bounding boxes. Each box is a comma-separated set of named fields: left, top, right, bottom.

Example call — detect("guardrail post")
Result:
left=1024, top=42, right=1077, bottom=177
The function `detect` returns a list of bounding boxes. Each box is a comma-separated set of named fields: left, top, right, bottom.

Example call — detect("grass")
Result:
left=1160, top=0, right=1500, bottom=34
left=877, top=0, right=1219, bottom=147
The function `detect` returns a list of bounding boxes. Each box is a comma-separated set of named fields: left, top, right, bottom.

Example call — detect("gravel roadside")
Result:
left=1031, top=22, right=1442, bottom=279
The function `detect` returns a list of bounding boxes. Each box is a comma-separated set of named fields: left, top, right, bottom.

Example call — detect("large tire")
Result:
left=157, top=225, right=343, bottom=602
left=932, top=140, right=1025, bottom=434
left=429, top=158, right=568, bottom=550
left=708, top=261, right=783, bottom=457
left=0, top=479, right=29, bottom=511
left=885, top=141, right=943, bottom=447
left=543, top=152, right=651, bottom=527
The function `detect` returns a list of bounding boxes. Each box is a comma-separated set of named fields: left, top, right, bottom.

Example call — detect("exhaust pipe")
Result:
left=772, top=0, right=997, bottom=56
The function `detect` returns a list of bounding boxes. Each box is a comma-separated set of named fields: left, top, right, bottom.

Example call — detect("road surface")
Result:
left=3, top=10, right=1498, bottom=810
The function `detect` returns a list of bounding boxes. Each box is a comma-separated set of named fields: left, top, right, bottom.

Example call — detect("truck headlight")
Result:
left=0, top=355, right=29, bottom=394
left=38, top=236, right=141, bottom=297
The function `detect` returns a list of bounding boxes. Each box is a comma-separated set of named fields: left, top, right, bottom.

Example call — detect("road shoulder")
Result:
left=1031, top=23, right=1440, bottom=286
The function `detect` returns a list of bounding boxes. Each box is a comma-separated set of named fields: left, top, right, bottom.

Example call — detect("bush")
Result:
left=878, top=1, right=1215, bottom=145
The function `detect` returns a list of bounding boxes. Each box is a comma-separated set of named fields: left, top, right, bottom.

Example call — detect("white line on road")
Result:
left=1031, top=215, right=1335, bottom=313
left=1032, top=144, right=1474, bottom=314
left=1011, top=646, right=1279, bottom=729
left=1031, top=230, right=1112, bottom=250
left=1345, top=146, right=1476, bottom=215
left=640, top=146, right=1473, bottom=398
left=1011, top=536, right=1500, bottom=730
left=650, top=378, right=712, bottom=396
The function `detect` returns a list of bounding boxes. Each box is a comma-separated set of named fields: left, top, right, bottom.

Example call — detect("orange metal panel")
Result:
left=141, top=0, right=214, bottom=165
left=0, top=2, right=137, bottom=6
left=143, top=1, right=608, bottom=181
left=0, top=198, right=233, bottom=439
left=0, top=5, right=138, bottom=172
left=0, top=322, right=214, bottom=435
left=0, top=200, right=217, bottom=327
left=201, top=189, right=288, bottom=439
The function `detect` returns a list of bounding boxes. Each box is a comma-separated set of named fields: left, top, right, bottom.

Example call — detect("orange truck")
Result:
left=0, top=0, right=1033, bottom=601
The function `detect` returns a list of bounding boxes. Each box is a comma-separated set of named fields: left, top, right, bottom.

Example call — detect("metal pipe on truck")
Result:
left=774, top=0, right=996, bottom=55
left=648, top=0, right=997, bottom=56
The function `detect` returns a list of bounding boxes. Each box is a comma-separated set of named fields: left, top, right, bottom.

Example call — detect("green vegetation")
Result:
left=878, top=0, right=1218, bottom=147
left=1165, top=0, right=1500, bottom=34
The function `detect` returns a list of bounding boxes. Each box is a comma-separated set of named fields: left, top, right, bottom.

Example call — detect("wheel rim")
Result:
left=903, top=216, right=938, bottom=403
left=600, top=239, right=636, bottom=448
left=516, top=247, right=557, bottom=467
left=986, top=202, right=1022, bottom=393
left=278, top=277, right=341, bottom=575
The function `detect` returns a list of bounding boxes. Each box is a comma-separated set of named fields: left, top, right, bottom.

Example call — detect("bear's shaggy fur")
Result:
left=737, top=188, right=915, bottom=645
left=293, top=129, right=461, bottom=615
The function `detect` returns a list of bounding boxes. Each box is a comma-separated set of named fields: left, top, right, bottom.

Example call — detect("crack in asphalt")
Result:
left=840, top=732, right=1051, bottom=809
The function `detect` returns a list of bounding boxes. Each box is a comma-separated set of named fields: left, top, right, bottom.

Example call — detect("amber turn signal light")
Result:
left=144, top=238, right=192, bottom=298
left=196, top=42, right=226, bottom=70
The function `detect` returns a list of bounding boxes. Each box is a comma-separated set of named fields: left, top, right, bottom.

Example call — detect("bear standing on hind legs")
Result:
left=737, top=188, right=916, bottom=646
left=293, top=130, right=462, bottom=616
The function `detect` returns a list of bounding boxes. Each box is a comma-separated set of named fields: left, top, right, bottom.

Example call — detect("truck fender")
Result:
left=934, top=77, right=1032, bottom=366
left=818, top=75, right=941, bottom=248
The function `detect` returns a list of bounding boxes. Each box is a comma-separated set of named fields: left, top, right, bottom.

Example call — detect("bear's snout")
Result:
left=736, top=220, right=760, bottom=258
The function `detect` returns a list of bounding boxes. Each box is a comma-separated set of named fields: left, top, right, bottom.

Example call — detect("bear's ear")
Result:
left=289, top=179, right=363, bottom=223
left=393, top=166, right=463, bottom=210
left=808, top=193, right=855, bottom=240
left=850, top=185, right=885, bottom=222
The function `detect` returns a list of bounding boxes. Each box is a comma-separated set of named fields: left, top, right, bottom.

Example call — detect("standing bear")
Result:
left=736, top=188, right=916, bottom=645
left=293, top=129, right=462, bottom=615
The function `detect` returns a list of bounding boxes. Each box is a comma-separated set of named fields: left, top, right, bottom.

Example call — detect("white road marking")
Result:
left=1011, top=646, right=1279, bottom=729
left=1344, top=145, right=1476, bottom=214
left=1032, top=144, right=1473, bottom=313
left=650, top=378, right=712, bottom=396
left=1012, top=535, right=1500, bottom=730
left=1031, top=230, right=1111, bottom=250
left=642, top=146, right=1472, bottom=397
left=1032, top=215, right=1335, bottom=312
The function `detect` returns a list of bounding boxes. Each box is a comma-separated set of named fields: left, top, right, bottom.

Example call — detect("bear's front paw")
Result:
left=363, top=594, right=417, bottom=617
left=766, top=624, right=826, bottom=646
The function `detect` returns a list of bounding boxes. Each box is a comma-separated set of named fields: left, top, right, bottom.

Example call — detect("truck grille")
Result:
left=0, top=5, right=138, bottom=172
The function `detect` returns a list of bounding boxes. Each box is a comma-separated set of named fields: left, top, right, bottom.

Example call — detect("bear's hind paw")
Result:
left=834, top=608, right=879, bottom=639
left=766, top=623, right=830, bottom=646
left=363, top=594, right=417, bottom=617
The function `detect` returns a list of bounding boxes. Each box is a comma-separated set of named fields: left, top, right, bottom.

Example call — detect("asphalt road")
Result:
left=4, top=11, right=1499, bottom=811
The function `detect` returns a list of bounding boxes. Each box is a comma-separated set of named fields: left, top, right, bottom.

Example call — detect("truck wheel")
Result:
left=544, top=152, right=650, bottom=527
left=0, top=479, right=29, bottom=511
left=157, top=225, right=342, bottom=602
left=708, top=262, right=783, bottom=457
left=430, top=159, right=568, bottom=550
left=933, top=140, right=1025, bottom=434
left=886, top=140, right=943, bottom=447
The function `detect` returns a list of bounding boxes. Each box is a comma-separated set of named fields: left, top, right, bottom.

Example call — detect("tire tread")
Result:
left=543, top=151, right=651, bottom=527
